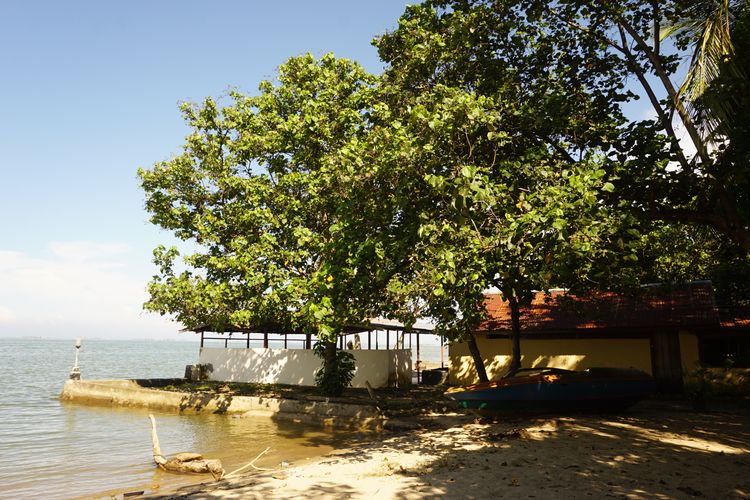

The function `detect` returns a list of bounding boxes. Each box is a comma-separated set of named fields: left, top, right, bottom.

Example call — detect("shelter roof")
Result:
left=476, top=281, right=748, bottom=335
left=184, top=317, right=435, bottom=335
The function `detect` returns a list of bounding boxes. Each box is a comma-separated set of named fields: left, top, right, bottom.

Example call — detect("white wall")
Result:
left=198, top=347, right=412, bottom=389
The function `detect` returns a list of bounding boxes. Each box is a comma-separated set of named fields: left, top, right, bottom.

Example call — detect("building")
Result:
left=187, top=319, right=437, bottom=388
left=449, top=282, right=750, bottom=390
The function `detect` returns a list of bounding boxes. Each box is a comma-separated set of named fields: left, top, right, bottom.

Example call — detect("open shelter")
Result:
left=187, top=319, right=438, bottom=388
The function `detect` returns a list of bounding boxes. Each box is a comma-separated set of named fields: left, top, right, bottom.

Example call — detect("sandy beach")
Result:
left=149, top=402, right=750, bottom=499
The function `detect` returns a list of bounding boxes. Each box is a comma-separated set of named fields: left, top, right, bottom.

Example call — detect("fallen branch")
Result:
left=224, top=446, right=273, bottom=478
left=148, top=414, right=225, bottom=480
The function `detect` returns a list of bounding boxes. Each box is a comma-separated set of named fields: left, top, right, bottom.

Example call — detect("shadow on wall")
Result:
left=200, top=347, right=319, bottom=386
left=178, top=391, right=234, bottom=414
left=452, top=354, right=586, bottom=383
left=449, top=354, right=550, bottom=385
left=449, top=337, right=654, bottom=385
left=197, top=347, right=411, bottom=389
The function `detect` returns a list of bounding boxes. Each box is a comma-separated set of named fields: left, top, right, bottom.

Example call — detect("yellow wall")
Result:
left=678, top=330, right=701, bottom=373
left=449, top=336, right=653, bottom=385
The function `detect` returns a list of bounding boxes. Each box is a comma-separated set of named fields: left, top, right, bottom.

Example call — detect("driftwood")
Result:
left=148, top=414, right=225, bottom=480
left=224, top=446, right=273, bottom=478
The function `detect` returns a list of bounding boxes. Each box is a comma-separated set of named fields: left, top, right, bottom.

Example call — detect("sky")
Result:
left=0, top=1, right=415, bottom=339
left=0, top=2, right=688, bottom=341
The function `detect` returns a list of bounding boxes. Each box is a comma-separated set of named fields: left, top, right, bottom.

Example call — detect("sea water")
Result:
left=0, top=338, right=366, bottom=499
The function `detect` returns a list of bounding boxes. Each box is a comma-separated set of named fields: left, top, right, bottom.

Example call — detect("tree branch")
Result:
left=617, top=26, right=691, bottom=173
left=617, top=19, right=710, bottom=164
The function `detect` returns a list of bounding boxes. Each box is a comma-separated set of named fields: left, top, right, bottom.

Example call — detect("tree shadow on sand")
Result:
left=145, top=401, right=750, bottom=499
left=369, top=403, right=750, bottom=499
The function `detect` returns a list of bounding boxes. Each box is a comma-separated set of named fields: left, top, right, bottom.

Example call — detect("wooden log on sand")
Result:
left=148, top=414, right=225, bottom=480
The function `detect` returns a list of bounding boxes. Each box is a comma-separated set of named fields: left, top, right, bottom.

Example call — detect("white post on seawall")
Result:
left=69, top=337, right=82, bottom=380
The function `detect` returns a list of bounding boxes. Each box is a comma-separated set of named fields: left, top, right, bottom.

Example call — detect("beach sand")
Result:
left=150, top=402, right=750, bottom=499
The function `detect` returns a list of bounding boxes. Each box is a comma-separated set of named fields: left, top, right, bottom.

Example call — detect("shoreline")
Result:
left=144, top=401, right=750, bottom=499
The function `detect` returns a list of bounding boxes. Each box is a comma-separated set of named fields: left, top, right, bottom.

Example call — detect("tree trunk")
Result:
left=323, top=339, right=337, bottom=377
left=466, top=332, right=489, bottom=383
left=507, top=295, right=522, bottom=376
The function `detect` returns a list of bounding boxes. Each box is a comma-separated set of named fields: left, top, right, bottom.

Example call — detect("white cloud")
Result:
left=48, top=241, right=130, bottom=263
left=0, top=241, right=179, bottom=338
left=0, top=305, right=15, bottom=323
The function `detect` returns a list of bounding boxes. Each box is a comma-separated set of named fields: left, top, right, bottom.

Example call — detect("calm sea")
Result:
left=0, top=338, right=372, bottom=499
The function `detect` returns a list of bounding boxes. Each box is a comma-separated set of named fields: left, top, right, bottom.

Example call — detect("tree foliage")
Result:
left=364, top=0, right=750, bottom=376
left=139, top=54, right=378, bottom=394
left=141, top=1, right=750, bottom=386
left=376, top=0, right=750, bottom=256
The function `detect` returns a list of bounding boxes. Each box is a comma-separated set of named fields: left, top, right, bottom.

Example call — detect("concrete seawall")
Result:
left=60, top=379, right=385, bottom=430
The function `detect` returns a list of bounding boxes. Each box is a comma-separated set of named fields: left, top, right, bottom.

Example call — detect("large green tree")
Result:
left=354, top=79, right=633, bottom=380
left=139, top=54, right=380, bottom=395
left=363, top=0, right=750, bottom=379
left=375, top=0, right=750, bottom=254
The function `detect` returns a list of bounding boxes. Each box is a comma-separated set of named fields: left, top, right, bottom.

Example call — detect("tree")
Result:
left=355, top=80, right=633, bottom=380
left=139, top=54, right=379, bottom=395
left=662, top=0, right=744, bottom=133
left=363, top=0, right=750, bottom=379
left=376, top=0, right=750, bottom=255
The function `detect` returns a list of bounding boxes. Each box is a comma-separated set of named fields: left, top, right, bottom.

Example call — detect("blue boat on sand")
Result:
left=445, top=367, right=655, bottom=414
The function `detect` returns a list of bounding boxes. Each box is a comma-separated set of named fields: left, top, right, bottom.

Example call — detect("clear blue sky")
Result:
left=0, top=1, right=414, bottom=338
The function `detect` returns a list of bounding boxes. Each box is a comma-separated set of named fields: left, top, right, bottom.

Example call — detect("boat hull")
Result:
left=446, top=368, right=655, bottom=414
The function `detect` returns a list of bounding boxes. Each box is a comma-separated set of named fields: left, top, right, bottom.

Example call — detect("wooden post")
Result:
left=386, top=329, right=390, bottom=351
left=246, top=332, right=250, bottom=349
left=224, top=336, right=228, bottom=348
left=200, top=331, right=204, bottom=349
left=284, top=334, right=287, bottom=349
left=440, top=333, right=444, bottom=368
left=368, top=330, right=371, bottom=350
left=263, top=332, right=268, bottom=349
left=376, top=330, right=379, bottom=350
left=306, top=333, right=311, bottom=350
left=416, top=332, right=421, bottom=383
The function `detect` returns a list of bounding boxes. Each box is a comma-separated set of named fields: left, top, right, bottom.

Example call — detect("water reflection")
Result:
left=54, top=403, right=356, bottom=499
left=0, top=339, right=365, bottom=499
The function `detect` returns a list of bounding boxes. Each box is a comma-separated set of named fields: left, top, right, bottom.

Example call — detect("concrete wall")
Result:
left=198, top=347, right=412, bottom=389
left=60, top=380, right=385, bottom=430
left=449, top=336, right=653, bottom=385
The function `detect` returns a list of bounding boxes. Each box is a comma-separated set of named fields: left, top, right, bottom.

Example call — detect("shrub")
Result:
left=313, top=342, right=356, bottom=396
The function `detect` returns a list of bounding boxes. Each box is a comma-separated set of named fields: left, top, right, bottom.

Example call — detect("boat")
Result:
left=445, top=367, right=655, bottom=414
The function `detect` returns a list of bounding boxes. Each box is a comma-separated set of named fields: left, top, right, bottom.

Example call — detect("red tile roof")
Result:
left=477, top=282, right=730, bottom=334
left=718, top=308, right=750, bottom=329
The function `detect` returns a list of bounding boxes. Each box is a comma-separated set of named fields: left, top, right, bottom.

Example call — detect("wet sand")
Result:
left=150, top=402, right=750, bottom=499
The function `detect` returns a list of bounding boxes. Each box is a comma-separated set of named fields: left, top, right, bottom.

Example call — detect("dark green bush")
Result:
left=313, top=341, right=356, bottom=396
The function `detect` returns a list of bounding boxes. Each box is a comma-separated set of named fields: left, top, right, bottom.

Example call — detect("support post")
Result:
left=306, top=333, right=311, bottom=350
left=386, top=329, right=390, bottom=351
left=263, top=332, right=268, bottom=349
left=368, top=330, right=371, bottom=350
left=440, top=333, right=444, bottom=369
left=416, top=333, right=421, bottom=383
left=246, top=332, right=250, bottom=349
left=200, top=331, right=204, bottom=349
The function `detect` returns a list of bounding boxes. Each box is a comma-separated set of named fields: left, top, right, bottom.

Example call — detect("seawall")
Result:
left=60, top=379, right=385, bottom=430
